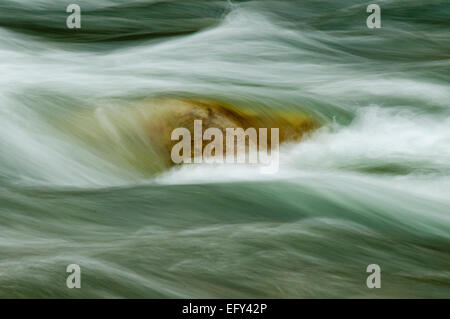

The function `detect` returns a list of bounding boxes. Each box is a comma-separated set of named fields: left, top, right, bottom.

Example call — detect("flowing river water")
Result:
left=0, top=0, right=449, bottom=297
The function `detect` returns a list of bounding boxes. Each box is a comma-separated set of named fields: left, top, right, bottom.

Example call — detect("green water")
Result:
left=0, top=0, right=449, bottom=298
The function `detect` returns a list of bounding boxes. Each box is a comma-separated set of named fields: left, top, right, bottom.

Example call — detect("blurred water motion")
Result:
left=0, top=0, right=449, bottom=298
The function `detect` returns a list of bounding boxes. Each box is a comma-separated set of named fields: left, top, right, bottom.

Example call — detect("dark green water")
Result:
left=0, top=0, right=449, bottom=298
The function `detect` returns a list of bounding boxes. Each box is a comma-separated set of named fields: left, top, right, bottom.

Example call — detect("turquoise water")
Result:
left=0, top=0, right=449, bottom=298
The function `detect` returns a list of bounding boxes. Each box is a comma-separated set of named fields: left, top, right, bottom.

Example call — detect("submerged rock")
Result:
left=67, top=98, right=319, bottom=175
